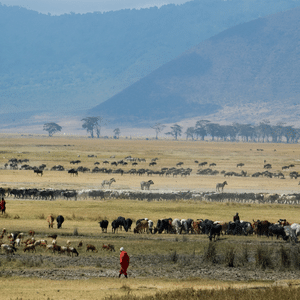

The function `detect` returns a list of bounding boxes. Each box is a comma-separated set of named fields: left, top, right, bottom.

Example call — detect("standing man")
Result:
left=119, top=247, right=130, bottom=278
left=233, top=212, right=240, bottom=222
left=0, top=198, right=6, bottom=214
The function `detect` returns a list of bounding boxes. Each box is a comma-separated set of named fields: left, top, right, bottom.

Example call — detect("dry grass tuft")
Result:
left=255, top=245, right=273, bottom=270
left=204, top=242, right=217, bottom=263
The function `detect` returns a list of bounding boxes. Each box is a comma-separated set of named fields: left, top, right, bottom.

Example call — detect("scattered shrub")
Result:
left=204, top=242, right=217, bottom=263
left=170, top=251, right=179, bottom=263
left=224, top=246, right=235, bottom=267
left=73, top=228, right=79, bottom=236
left=241, top=244, right=249, bottom=265
left=37, top=213, right=45, bottom=220
left=291, top=246, right=300, bottom=269
left=279, top=245, right=290, bottom=269
left=255, top=245, right=273, bottom=269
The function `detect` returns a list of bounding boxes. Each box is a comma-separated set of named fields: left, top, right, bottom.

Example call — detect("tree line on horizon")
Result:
left=43, top=118, right=300, bottom=144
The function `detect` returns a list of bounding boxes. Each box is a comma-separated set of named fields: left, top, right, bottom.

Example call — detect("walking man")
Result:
left=119, top=247, right=130, bottom=278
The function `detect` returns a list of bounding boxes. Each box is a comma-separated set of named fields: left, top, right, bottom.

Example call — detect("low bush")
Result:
left=255, top=245, right=273, bottom=270
left=204, top=242, right=217, bottom=263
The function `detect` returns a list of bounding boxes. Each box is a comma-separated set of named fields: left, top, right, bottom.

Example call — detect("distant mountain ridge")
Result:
left=90, top=7, right=300, bottom=126
left=1, top=0, right=300, bottom=130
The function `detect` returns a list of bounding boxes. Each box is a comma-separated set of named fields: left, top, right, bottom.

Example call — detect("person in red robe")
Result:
left=119, top=247, right=130, bottom=278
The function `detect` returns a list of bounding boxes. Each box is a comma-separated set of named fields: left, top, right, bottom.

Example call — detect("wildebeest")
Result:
left=57, top=215, right=64, bottom=229
left=34, top=169, right=43, bottom=176
left=216, top=181, right=227, bottom=192
left=99, top=220, right=109, bottom=233
left=140, top=180, right=154, bottom=190
left=68, top=169, right=78, bottom=176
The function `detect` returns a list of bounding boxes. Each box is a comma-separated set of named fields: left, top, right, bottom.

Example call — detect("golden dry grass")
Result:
left=0, top=134, right=300, bottom=193
left=0, top=276, right=285, bottom=300
left=1, top=135, right=300, bottom=300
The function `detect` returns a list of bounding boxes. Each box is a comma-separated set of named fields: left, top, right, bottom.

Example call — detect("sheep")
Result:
left=60, top=246, right=68, bottom=254
left=1, top=244, right=17, bottom=255
left=14, top=238, right=21, bottom=247
left=28, top=230, right=35, bottom=236
left=67, top=247, right=79, bottom=257
left=86, top=244, right=98, bottom=252
left=23, top=244, right=36, bottom=253
left=34, top=239, right=47, bottom=247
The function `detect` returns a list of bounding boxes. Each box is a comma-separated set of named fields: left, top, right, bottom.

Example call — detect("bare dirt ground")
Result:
left=1, top=238, right=300, bottom=283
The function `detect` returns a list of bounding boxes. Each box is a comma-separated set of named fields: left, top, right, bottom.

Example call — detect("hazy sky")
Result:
left=0, top=0, right=191, bottom=15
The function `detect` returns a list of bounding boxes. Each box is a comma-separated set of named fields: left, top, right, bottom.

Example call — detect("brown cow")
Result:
left=134, top=220, right=149, bottom=233
left=46, top=215, right=54, bottom=228
left=86, top=244, right=98, bottom=252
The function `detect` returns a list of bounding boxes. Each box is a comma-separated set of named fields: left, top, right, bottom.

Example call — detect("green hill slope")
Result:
left=1, top=0, right=300, bottom=125
left=90, top=7, right=300, bottom=125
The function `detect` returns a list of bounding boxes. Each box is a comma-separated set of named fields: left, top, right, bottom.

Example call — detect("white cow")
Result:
left=172, top=219, right=181, bottom=234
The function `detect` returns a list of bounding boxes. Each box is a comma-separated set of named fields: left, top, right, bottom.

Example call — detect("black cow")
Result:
left=57, top=215, right=64, bottom=229
left=154, top=218, right=172, bottom=234
left=185, top=218, right=194, bottom=234
left=200, top=219, right=214, bottom=235
left=111, top=216, right=127, bottom=233
left=268, top=224, right=288, bottom=240
left=209, top=224, right=222, bottom=241
left=99, top=220, right=109, bottom=233
left=124, top=218, right=133, bottom=232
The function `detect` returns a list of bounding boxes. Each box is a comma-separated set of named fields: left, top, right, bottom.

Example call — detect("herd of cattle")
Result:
left=1, top=217, right=300, bottom=257
left=99, top=216, right=300, bottom=243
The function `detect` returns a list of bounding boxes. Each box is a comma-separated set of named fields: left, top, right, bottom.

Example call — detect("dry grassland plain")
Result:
left=1, top=134, right=300, bottom=299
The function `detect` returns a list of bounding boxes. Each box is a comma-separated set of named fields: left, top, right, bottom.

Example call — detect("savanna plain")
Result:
left=1, top=134, right=300, bottom=300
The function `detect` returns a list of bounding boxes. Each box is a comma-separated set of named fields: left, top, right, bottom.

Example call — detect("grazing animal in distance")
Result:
left=99, top=220, right=109, bottom=233
left=86, top=244, right=98, bottom=252
left=57, top=215, right=64, bottom=229
left=68, top=169, right=78, bottom=176
left=140, top=180, right=154, bottom=190
left=101, top=178, right=116, bottom=188
left=46, top=215, right=54, bottom=229
left=216, top=181, right=228, bottom=192
left=34, top=169, right=43, bottom=176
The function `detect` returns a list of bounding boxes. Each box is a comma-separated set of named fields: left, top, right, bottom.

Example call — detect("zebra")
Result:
left=216, top=181, right=227, bottom=192
left=101, top=178, right=116, bottom=188
left=140, top=180, right=154, bottom=190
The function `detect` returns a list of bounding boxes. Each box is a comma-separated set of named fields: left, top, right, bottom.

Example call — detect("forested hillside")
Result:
left=91, top=7, right=300, bottom=126
left=1, top=0, right=300, bottom=129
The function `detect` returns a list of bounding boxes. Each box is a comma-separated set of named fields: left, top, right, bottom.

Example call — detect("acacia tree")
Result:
left=185, top=127, right=195, bottom=140
left=43, top=122, right=62, bottom=137
left=194, top=120, right=209, bottom=140
left=81, top=117, right=103, bottom=138
left=151, top=123, right=166, bottom=139
left=113, top=128, right=120, bottom=139
left=165, top=124, right=183, bottom=140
